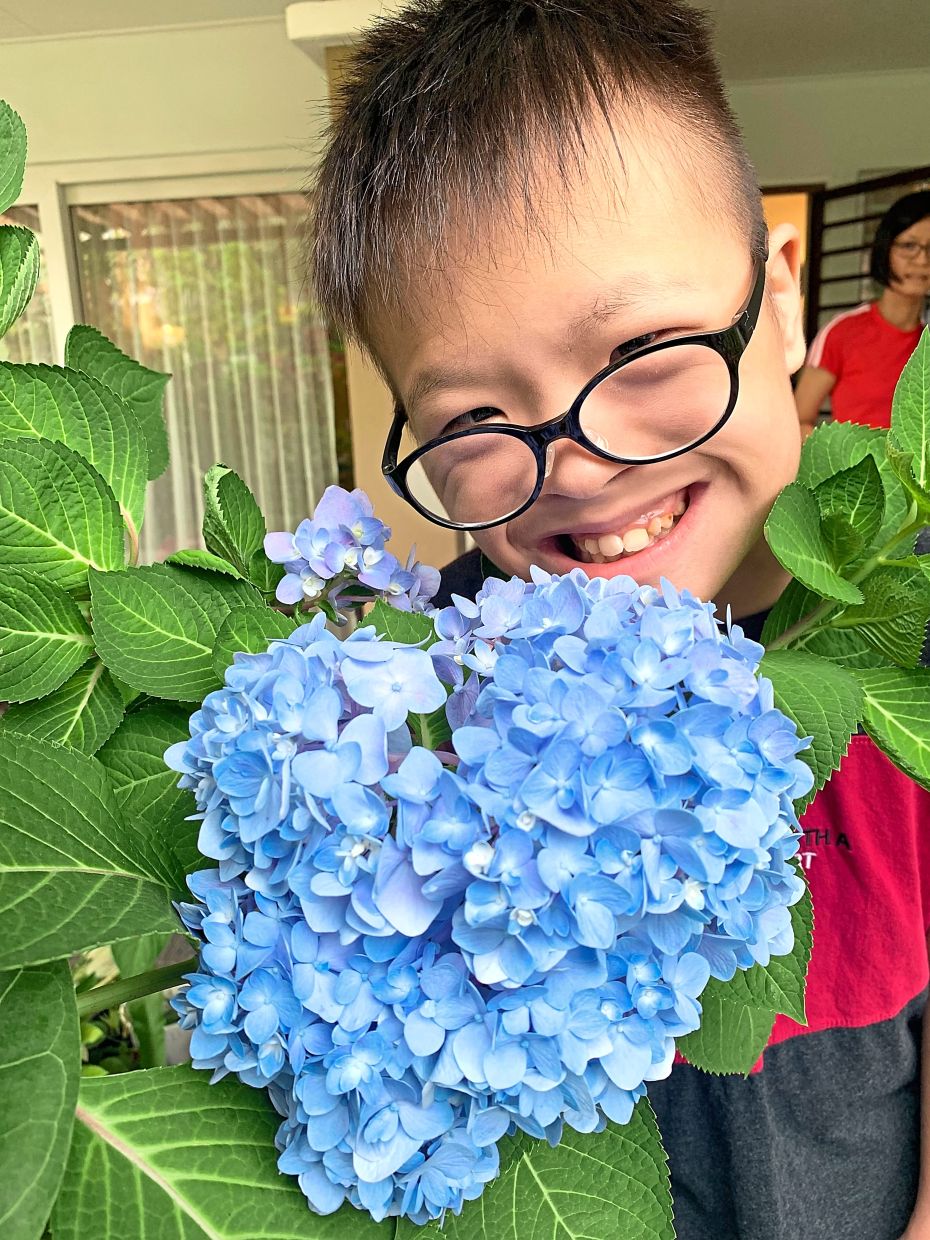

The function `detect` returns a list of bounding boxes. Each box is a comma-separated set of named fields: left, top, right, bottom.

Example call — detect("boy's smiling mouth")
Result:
left=544, top=485, right=697, bottom=571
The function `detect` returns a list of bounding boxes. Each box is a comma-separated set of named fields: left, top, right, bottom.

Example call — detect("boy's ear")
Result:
left=766, top=223, right=806, bottom=375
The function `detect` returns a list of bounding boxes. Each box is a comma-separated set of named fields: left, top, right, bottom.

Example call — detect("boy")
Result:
left=308, top=3, right=930, bottom=1235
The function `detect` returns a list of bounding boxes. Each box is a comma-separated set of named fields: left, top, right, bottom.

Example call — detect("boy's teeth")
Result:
left=570, top=500, right=687, bottom=563
left=621, top=527, right=650, bottom=553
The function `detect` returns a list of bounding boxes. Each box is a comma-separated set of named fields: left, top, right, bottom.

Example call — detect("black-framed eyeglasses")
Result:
left=382, top=256, right=767, bottom=531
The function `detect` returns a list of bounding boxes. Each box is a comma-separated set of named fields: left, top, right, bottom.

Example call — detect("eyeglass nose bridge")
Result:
left=530, top=401, right=619, bottom=476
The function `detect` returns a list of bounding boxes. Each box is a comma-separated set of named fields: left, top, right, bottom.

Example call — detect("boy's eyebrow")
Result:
left=567, top=273, right=700, bottom=341
left=401, top=273, right=701, bottom=413
left=402, top=362, right=490, bottom=414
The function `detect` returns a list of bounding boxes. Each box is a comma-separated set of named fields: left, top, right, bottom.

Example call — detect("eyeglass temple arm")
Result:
left=737, top=254, right=768, bottom=343
left=382, top=406, right=408, bottom=475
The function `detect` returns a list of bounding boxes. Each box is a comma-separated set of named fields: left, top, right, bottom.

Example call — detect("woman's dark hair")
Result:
left=309, top=0, right=767, bottom=349
left=870, top=189, right=930, bottom=287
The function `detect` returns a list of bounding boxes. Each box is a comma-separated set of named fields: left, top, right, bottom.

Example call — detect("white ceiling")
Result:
left=0, top=0, right=927, bottom=80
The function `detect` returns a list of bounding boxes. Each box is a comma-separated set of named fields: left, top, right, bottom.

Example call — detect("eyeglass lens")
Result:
left=402, top=342, right=733, bottom=526
left=895, top=240, right=930, bottom=259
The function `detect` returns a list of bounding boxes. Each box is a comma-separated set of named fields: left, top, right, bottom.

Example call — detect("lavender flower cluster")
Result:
left=168, top=563, right=812, bottom=1226
left=264, top=486, right=439, bottom=615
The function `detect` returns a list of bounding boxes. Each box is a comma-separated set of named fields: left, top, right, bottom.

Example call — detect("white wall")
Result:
left=0, top=19, right=327, bottom=170
left=4, top=22, right=926, bottom=188
left=731, top=68, right=930, bottom=188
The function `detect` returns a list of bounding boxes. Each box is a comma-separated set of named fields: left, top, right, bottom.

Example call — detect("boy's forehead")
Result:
left=372, top=115, right=745, bottom=376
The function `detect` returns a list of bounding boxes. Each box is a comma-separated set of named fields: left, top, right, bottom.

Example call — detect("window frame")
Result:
left=21, top=148, right=301, bottom=357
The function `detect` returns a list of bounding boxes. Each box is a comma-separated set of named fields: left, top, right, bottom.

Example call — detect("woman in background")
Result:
left=795, top=189, right=930, bottom=434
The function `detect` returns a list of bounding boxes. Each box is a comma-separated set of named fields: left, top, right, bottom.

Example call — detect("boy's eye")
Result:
left=610, top=332, right=658, bottom=363
left=437, top=406, right=507, bottom=438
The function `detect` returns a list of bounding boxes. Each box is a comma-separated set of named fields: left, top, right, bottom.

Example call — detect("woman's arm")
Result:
left=793, top=365, right=836, bottom=438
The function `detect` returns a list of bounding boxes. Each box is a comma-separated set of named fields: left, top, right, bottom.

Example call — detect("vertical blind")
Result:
left=0, top=204, right=57, bottom=365
left=71, top=192, right=339, bottom=562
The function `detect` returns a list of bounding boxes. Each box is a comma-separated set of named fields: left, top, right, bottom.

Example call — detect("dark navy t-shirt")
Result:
left=436, top=549, right=930, bottom=1240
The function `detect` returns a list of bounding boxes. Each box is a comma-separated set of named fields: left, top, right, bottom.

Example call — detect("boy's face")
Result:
left=375, top=113, right=806, bottom=605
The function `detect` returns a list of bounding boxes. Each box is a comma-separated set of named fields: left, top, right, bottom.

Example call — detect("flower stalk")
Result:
left=76, top=957, right=197, bottom=1019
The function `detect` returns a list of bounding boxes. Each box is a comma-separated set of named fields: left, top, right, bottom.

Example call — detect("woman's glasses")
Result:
left=893, top=239, right=930, bottom=262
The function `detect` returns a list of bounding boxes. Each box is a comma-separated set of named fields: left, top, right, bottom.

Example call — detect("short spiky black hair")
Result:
left=309, top=0, right=766, bottom=347
left=870, top=190, right=930, bottom=288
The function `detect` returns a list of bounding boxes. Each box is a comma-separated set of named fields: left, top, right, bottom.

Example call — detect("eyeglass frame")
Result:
left=892, top=239, right=930, bottom=261
left=381, top=254, right=768, bottom=532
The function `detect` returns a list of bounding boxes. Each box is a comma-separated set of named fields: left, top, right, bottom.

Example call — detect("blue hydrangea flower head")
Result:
left=264, top=485, right=438, bottom=615
left=169, top=532, right=812, bottom=1226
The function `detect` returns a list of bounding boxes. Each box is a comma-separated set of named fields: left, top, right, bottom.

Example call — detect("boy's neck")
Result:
left=715, top=534, right=793, bottom=622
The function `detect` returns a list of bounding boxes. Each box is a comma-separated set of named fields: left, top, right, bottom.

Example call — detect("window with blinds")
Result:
left=70, top=192, right=344, bottom=562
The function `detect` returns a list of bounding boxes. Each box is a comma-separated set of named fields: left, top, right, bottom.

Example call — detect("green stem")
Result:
left=122, top=508, right=140, bottom=567
left=76, top=957, right=197, bottom=1019
left=767, top=510, right=926, bottom=651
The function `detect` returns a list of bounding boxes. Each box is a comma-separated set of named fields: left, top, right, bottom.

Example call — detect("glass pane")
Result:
left=70, top=192, right=341, bottom=562
left=0, top=204, right=57, bottom=365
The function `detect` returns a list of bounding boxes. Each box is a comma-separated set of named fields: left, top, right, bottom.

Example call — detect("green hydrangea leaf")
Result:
left=0, top=437, right=125, bottom=591
left=0, top=363, right=149, bottom=533
left=165, top=547, right=243, bottom=578
left=65, top=325, right=170, bottom=481
left=760, top=578, right=821, bottom=646
left=52, top=1066, right=387, bottom=1240
left=202, top=463, right=266, bottom=576
left=0, top=731, right=179, bottom=969
left=763, top=483, right=863, bottom=606
left=814, top=454, right=884, bottom=551
left=0, top=661, right=124, bottom=754
left=0, top=959, right=80, bottom=1240
left=90, top=563, right=264, bottom=701
left=796, top=420, right=882, bottom=490
left=677, top=984, right=775, bottom=1076
left=397, top=1100, right=673, bottom=1240
left=856, top=667, right=930, bottom=792
left=0, top=571, right=94, bottom=702
left=0, top=101, right=27, bottom=215
left=801, top=627, right=890, bottom=671
left=833, top=556, right=930, bottom=668
left=889, top=327, right=930, bottom=499
left=711, top=866, right=812, bottom=1026
left=247, top=546, right=285, bottom=596
left=97, top=701, right=200, bottom=883
left=366, top=599, right=435, bottom=645
left=818, top=513, right=864, bottom=571
left=410, top=703, right=453, bottom=750
left=760, top=649, right=863, bottom=811
left=0, top=225, right=39, bottom=339
left=874, top=447, right=915, bottom=551
left=884, top=437, right=928, bottom=512
left=796, top=422, right=913, bottom=548
left=212, top=606, right=303, bottom=680
left=111, top=936, right=170, bottom=1069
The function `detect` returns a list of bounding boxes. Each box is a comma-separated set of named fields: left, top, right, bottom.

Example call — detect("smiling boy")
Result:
left=308, top=2, right=930, bottom=1236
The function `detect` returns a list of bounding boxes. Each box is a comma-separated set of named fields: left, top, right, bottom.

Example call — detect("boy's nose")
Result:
left=540, top=437, right=628, bottom=501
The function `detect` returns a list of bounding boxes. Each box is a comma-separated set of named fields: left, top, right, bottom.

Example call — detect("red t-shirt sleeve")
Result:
left=806, top=317, right=845, bottom=378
